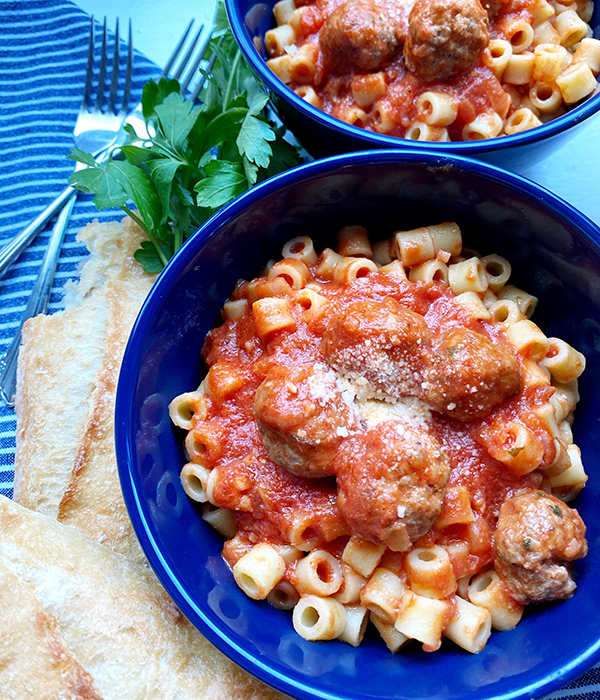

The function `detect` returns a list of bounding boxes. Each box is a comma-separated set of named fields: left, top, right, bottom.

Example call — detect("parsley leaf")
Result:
left=68, top=1, right=304, bottom=272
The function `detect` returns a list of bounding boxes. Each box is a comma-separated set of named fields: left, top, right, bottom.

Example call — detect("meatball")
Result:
left=322, top=298, right=430, bottom=399
left=320, top=0, right=400, bottom=74
left=403, top=0, right=490, bottom=82
left=336, top=421, right=450, bottom=550
left=423, top=327, right=521, bottom=421
left=494, top=490, right=587, bottom=604
left=254, top=364, right=357, bottom=478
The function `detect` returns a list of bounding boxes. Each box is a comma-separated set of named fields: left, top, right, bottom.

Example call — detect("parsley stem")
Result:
left=122, top=206, right=169, bottom=269
left=222, top=50, right=242, bottom=111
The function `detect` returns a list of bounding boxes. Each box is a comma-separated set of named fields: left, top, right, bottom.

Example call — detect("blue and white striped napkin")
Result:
left=0, top=0, right=159, bottom=495
left=0, top=2, right=599, bottom=697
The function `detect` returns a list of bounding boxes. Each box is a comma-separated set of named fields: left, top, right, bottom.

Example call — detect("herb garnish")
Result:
left=69, top=2, right=304, bottom=272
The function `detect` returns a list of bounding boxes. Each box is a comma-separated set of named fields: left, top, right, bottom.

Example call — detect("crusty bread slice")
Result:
left=0, top=495, right=286, bottom=700
left=14, top=217, right=155, bottom=563
left=0, top=558, right=104, bottom=700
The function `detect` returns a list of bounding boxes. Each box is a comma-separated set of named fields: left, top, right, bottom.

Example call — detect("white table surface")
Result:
left=74, top=0, right=600, bottom=226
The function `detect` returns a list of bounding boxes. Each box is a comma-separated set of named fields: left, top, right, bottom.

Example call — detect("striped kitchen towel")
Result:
left=0, top=0, right=159, bottom=495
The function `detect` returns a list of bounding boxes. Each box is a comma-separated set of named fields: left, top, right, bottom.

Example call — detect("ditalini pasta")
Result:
left=263, top=0, right=600, bottom=141
left=170, top=222, right=588, bottom=654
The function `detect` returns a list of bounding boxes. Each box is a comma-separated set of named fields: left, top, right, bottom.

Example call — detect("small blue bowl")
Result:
left=116, top=150, right=600, bottom=700
left=225, top=0, right=600, bottom=170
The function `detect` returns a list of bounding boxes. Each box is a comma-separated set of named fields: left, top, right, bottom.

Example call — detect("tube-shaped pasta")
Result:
left=416, top=91, right=458, bottom=126
left=334, top=564, right=367, bottom=604
left=405, top=546, right=457, bottom=599
left=267, top=580, right=300, bottom=610
left=342, top=536, right=386, bottom=578
left=180, top=463, right=210, bottom=503
left=408, top=259, right=449, bottom=284
left=505, top=17, right=535, bottom=53
left=529, top=82, right=563, bottom=113
left=428, top=222, right=462, bottom=256
left=549, top=444, right=588, bottom=487
left=531, top=0, right=555, bottom=25
left=289, top=43, right=319, bottom=82
left=339, top=105, right=369, bottom=128
left=293, top=595, right=346, bottom=640
left=333, top=256, right=378, bottom=284
left=372, top=238, right=397, bottom=265
left=295, top=550, right=344, bottom=596
left=505, top=319, right=550, bottom=360
left=233, top=543, right=286, bottom=599
left=282, top=235, right=318, bottom=264
left=539, top=437, right=572, bottom=477
left=534, top=43, right=569, bottom=81
left=468, top=570, right=524, bottom=630
left=503, top=52, right=536, bottom=84
left=252, top=297, right=297, bottom=339
left=481, top=289, right=498, bottom=309
left=395, top=590, right=450, bottom=652
left=185, top=423, right=222, bottom=463
left=504, top=108, right=543, bottom=134
left=379, top=260, right=408, bottom=278
left=359, top=567, right=405, bottom=624
left=463, top=112, right=504, bottom=140
left=169, top=390, right=208, bottom=430
left=351, top=72, right=387, bottom=108
left=486, top=421, right=545, bottom=475
left=556, top=61, right=597, bottom=103
left=267, top=55, right=293, bottom=84
left=223, top=299, right=249, bottom=321
left=372, top=615, right=410, bottom=652
left=541, top=338, right=586, bottom=382
left=483, top=40, right=513, bottom=79
left=533, top=20, right=561, bottom=46
left=573, top=37, right=600, bottom=74
left=551, top=381, right=579, bottom=423
left=453, top=291, right=492, bottom=320
left=201, top=503, right=238, bottom=539
left=435, top=486, right=475, bottom=529
left=404, top=121, right=450, bottom=141
left=497, top=284, right=538, bottom=317
left=337, top=225, right=373, bottom=258
left=265, top=24, right=296, bottom=57
left=443, top=596, right=492, bottom=653
left=448, top=257, right=489, bottom=294
left=556, top=9, right=589, bottom=47
left=316, top=248, right=344, bottom=279
left=294, top=85, right=323, bottom=108
left=371, top=99, right=396, bottom=134
left=295, top=287, right=329, bottom=321
left=337, top=605, right=370, bottom=647
left=481, top=254, right=512, bottom=291
left=274, top=0, right=296, bottom=25
left=488, top=299, right=523, bottom=326
left=268, top=258, right=311, bottom=289
left=395, top=222, right=461, bottom=266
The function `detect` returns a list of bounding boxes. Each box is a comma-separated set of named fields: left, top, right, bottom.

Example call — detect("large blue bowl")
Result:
left=226, top=0, right=600, bottom=170
left=116, top=150, right=600, bottom=700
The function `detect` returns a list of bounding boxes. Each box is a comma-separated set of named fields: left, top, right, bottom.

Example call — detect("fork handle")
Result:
left=0, top=194, right=76, bottom=408
left=0, top=185, right=76, bottom=281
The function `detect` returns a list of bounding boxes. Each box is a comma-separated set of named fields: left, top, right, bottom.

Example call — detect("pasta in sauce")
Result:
left=170, top=223, right=588, bottom=653
left=264, top=0, right=600, bottom=141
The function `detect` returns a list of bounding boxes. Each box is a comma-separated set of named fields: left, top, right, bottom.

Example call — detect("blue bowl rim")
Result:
left=116, top=148, right=600, bottom=700
left=224, top=0, right=600, bottom=154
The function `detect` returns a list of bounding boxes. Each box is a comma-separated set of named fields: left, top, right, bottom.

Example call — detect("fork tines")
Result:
left=84, top=17, right=133, bottom=115
left=163, top=20, right=216, bottom=102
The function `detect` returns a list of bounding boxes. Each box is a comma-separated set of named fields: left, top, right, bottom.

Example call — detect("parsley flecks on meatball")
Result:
left=494, top=490, right=587, bottom=604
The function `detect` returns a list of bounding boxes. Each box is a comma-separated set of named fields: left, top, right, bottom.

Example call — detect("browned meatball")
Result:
left=423, top=327, right=520, bottom=421
left=320, top=0, right=400, bottom=74
left=254, top=364, right=357, bottom=478
left=336, top=421, right=450, bottom=550
left=494, top=490, right=587, bottom=604
left=403, top=0, right=490, bottom=82
left=322, top=298, right=430, bottom=398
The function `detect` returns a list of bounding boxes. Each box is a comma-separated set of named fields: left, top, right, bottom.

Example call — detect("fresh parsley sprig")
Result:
left=69, top=3, right=304, bottom=273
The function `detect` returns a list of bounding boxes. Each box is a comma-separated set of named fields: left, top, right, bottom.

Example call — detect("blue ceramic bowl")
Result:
left=225, top=0, right=600, bottom=170
left=116, top=150, right=600, bottom=700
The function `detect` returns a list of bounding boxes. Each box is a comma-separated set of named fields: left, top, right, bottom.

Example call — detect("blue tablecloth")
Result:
left=0, top=2, right=598, bottom=698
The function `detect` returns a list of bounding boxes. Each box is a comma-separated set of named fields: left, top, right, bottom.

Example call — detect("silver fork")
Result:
left=0, top=20, right=214, bottom=408
left=0, top=17, right=133, bottom=282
